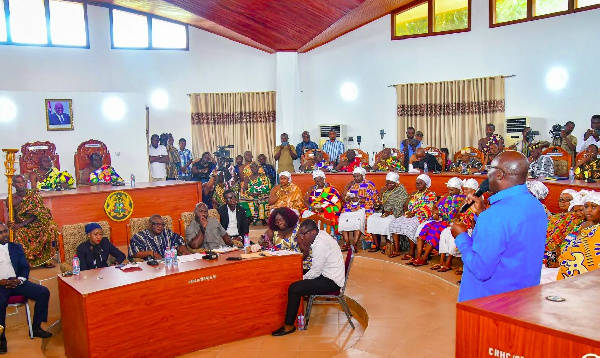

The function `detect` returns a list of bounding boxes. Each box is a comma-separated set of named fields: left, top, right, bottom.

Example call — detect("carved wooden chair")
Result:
left=372, top=148, right=404, bottom=171
left=75, top=139, right=112, bottom=185
left=59, top=221, right=112, bottom=272
left=542, top=146, right=572, bottom=177
left=19, top=141, right=60, bottom=177
left=576, top=151, right=586, bottom=164
left=179, top=210, right=220, bottom=234
left=339, top=149, right=369, bottom=166
left=301, top=149, right=330, bottom=165
left=453, top=146, right=484, bottom=165
left=126, top=215, right=174, bottom=248
left=424, top=147, right=446, bottom=171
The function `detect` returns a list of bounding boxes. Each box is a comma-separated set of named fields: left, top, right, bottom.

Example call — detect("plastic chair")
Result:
left=6, top=295, right=33, bottom=339
left=305, top=246, right=355, bottom=329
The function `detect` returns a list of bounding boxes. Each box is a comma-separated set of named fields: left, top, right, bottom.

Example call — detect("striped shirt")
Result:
left=178, top=148, right=193, bottom=179
left=322, top=140, right=345, bottom=163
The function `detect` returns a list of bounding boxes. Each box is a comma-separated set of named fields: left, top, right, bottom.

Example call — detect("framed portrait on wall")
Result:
left=46, top=99, right=74, bottom=131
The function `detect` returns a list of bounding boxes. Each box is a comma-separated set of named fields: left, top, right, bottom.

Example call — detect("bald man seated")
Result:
left=410, top=148, right=442, bottom=172
left=186, top=203, right=233, bottom=250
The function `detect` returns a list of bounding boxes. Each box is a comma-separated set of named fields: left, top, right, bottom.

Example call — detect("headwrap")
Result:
left=561, top=188, right=577, bottom=197
left=385, top=171, right=399, bottom=183
left=279, top=171, right=292, bottom=180
left=526, top=180, right=549, bottom=200
left=462, top=178, right=479, bottom=191
left=312, top=170, right=326, bottom=179
left=446, top=177, right=463, bottom=189
left=85, top=222, right=102, bottom=234
left=353, top=167, right=366, bottom=176
left=584, top=191, right=600, bottom=206
left=569, top=193, right=585, bottom=211
left=460, top=147, right=471, bottom=155
left=416, top=174, right=431, bottom=188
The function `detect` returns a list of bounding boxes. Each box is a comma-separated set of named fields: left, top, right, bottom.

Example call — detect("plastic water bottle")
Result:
left=165, top=247, right=172, bottom=267
left=130, top=174, right=136, bottom=187
left=244, top=234, right=250, bottom=248
left=423, top=162, right=428, bottom=174
left=72, top=256, right=80, bottom=275
left=297, top=313, right=305, bottom=330
left=171, top=246, right=178, bottom=266
left=26, top=180, right=32, bottom=190
left=569, top=167, right=575, bottom=181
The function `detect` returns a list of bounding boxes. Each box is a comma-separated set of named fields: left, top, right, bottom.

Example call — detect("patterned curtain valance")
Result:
left=397, top=100, right=505, bottom=117
left=191, top=111, right=276, bottom=125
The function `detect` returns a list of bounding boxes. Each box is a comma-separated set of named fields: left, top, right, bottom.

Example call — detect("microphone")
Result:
left=459, top=178, right=489, bottom=213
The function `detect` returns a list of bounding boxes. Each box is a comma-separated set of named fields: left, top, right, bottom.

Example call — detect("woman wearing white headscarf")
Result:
left=268, top=171, right=304, bottom=215
left=301, top=170, right=343, bottom=232
left=338, top=167, right=379, bottom=252
left=366, top=172, right=409, bottom=255
left=388, top=174, right=437, bottom=260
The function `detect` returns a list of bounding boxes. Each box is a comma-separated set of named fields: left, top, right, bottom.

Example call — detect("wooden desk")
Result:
left=58, top=252, right=302, bottom=358
left=1, top=181, right=201, bottom=246
left=291, top=172, right=600, bottom=213
left=456, top=270, right=600, bottom=357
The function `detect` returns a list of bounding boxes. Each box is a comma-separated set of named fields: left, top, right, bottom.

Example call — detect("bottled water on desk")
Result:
left=172, top=246, right=178, bottom=266
left=130, top=174, right=136, bottom=187
left=569, top=167, right=575, bottom=181
left=165, top=247, right=172, bottom=267
left=423, top=162, right=428, bottom=174
left=72, top=256, right=80, bottom=275
left=244, top=234, right=251, bottom=248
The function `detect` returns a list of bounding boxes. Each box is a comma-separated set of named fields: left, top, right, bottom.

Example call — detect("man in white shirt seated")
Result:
left=0, top=223, right=52, bottom=354
left=216, top=189, right=250, bottom=245
left=272, top=219, right=345, bottom=336
left=577, top=115, right=600, bottom=152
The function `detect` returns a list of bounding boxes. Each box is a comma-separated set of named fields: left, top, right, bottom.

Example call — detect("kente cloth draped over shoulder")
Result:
left=388, top=190, right=437, bottom=242
left=239, top=174, right=271, bottom=221
left=420, top=194, right=465, bottom=249
left=213, top=182, right=241, bottom=207
left=303, top=184, right=342, bottom=230
left=13, top=189, right=58, bottom=266
left=376, top=157, right=405, bottom=172
left=482, top=134, right=503, bottom=153
left=448, top=159, right=482, bottom=173
left=557, top=224, right=600, bottom=280
left=339, top=180, right=379, bottom=239
left=270, top=183, right=304, bottom=212
left=89, top=165, right=124, bottom=184
left=128, top=229, right=185, bottom=258
left=166, top=144, right=180, bottom=179
left=35, top=167, right=74, bottom=189
left=545, top=211, right=583, bottom=267
left=367, top=185, right=409, bottom=236
left=575, top=159, right=600, bottom=180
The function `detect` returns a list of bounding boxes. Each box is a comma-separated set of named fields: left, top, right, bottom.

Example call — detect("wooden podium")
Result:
left=456, top=270, right=600, bottom=357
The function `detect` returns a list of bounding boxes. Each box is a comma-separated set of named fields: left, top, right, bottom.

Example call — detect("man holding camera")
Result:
left=577, top=115, right=600, bottom=153
left=558, top=121, right=577, bottom=166
left=274, top=133, right=298, bottom=175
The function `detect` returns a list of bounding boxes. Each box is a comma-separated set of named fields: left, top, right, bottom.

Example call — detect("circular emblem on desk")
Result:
left=104, top=191, right=134, bottom=222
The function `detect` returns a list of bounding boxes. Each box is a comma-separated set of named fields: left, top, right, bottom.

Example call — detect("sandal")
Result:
left=352, top=245, right=358, bottom=253
left=42, top=262, right=56, bottom=268
left=454, top=268, right=463, bottom=275
left=438, top=266, right=452, bottom=272
left=412, top=259, right=428, bottom=267
left=380, top=248, right=387, bottom=254
left=430, top=264, right=442, bottom=270
left=401, top=254, right=414, bottom=261
left=368, top=247, right=379, bottom=253
left=388, top=252, right=401, bottom=258
left=341, top=245, right=349, bottom=252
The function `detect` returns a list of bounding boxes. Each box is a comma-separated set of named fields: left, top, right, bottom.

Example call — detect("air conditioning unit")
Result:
left=318, top=124, right=347, bottom=148
left=504, top=117, right=530, bottom=148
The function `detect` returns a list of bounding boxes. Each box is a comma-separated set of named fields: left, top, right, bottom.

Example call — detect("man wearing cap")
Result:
left=0, top=222, right=53, bottom=354
left=415, top=131, right=427, bottom=148
left=451, top=151, right=547, bottom=302
left=76, top=222, right=126, bottom=271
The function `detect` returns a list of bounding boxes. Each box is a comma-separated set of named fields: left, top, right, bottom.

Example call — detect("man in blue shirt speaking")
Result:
left=451, top=151, right=547, bottom=302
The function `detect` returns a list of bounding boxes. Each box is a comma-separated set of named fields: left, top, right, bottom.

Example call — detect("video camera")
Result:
left=549, top=124, right=564, bottom=139
left=525, top=128, right=540, bottom=142
left=214, top=145, right=234, bottom=171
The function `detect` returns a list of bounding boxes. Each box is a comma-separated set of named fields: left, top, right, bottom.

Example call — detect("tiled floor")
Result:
left=6, top=230, right=459, bottom=357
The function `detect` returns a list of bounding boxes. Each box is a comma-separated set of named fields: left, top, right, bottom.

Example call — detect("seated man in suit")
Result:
left=80, top=153, right=124, bottom=186
left=48, top=102, right=70, bottom=125
left=129, top=215, right=190, bottom=260
left=410, top=148, right=442, bottom=172
left=0, top=222, right=52, bottom=354
left=217, top=190, right=250, bottom=246
left=186, top=203, right=233, bottom=250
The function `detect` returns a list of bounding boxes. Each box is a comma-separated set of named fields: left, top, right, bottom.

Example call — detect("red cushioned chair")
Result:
left=304, top=246, right=355, bottom=329
left=6, top=295, right=33, bottom=339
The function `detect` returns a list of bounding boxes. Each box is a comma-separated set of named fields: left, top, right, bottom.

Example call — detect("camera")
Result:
left=549, top=124, right=564, bottom=139
left=214, top=145, right=234, bottom=170
left=525, top=128, right=540, bottom=142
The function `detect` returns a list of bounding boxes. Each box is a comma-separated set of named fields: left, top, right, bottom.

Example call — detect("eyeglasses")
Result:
left=297, top=229, right=316, bottom=237
left=150, top=222, right=165, bottom=227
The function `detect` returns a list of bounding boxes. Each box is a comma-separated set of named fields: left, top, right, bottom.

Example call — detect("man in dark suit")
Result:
left=217, top=189, right=250, bottom=244
left=0, top=223, right=52, bottom=354
left=48, top=102, right=71, bottom=125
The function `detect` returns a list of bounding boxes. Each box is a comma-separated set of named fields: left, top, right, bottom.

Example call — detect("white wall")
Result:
left=0, top=4, right=276, bottom=186
left=298, top=1, right=600, bottom=158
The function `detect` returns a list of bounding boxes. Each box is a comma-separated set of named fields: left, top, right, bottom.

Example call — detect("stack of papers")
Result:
left=178, top=253, right=205, bottom=263
left=213, top=246, right=238, bottom=254
left=270, top=250, right=302, bottom=256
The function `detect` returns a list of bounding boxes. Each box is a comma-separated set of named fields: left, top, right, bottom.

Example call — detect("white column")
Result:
left=275, top=52, right=303, bottom=146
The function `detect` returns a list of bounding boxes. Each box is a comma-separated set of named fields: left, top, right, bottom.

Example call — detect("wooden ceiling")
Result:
left=90, top=0, right=413, bottom=53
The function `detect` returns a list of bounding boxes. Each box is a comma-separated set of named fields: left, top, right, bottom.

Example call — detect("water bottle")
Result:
left=26, top=180, right=32, bottom=190
left=297, top=313, right=305, bottom=330
left=165, top=247, right=172, bottom=267
left=130, top=174, right=136, bottom=187
left=569, top=167, right=575, bottom=181
left=171, top=246, right=178, bottom=266
left=423, top=162, right=428, bottom=174
left=244, top=234, right=250, bottom=248
left=72, top=256, right=80, bottom=275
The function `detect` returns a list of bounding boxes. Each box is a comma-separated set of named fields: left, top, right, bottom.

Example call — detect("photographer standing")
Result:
left=274, top=133, right=298, bottom=176
left=510, top=127, right=533, bottom=156
left=577, top=115, right=600, bottom=153
left=559, top=121, right=577, bottom=166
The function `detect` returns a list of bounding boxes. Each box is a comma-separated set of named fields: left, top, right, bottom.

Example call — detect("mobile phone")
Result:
left=226, top=257, right=242, bottom=261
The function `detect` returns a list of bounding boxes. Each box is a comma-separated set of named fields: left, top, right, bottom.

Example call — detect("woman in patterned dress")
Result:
left=204, top=166, right=241, bottom=208
left=338, top=167, right=379, bottom=252
left=239, top=162, right=272, bottom=224
left=388, top=174, right=437, bottom=260
left=301, top=170, right=342, bottom=234
left=410, top=177, right=465, bottom=267
left=268, top=171, right=305, bottom=214
left=260, top=207, right=311, bottom=271
left=544, top=190, right=584, bottom=268
left=6, top=175, right=58, bottom=267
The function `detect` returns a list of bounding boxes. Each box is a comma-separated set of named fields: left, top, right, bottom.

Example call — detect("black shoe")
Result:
left=32, top=328, right=52, bottom=339
left=0, top=338, right=6, bottom=354
left=271, top=326, right=296, bottom=336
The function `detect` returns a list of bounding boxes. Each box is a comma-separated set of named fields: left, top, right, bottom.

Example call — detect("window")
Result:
left=111, top=8, right=188, bottom=50
left=0, top=0, right=88, bottom=47
left=49, top=0, right=87, bottom=46
left=392, top=0, right=471, bottom=40
left=492, top=0, right=600, bottom=26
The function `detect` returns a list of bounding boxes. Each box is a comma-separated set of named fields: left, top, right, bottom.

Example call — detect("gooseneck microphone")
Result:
left=459, top=178, right=490, bottom=213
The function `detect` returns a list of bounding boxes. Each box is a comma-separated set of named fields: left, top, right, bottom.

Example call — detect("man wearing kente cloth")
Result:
left=373, top=148, right=405, bottom=172
left=6, top=175, right=58, bottom=268
left=575, top=144, right=600, bottom=180
left=335, top=150, right=362, bottom=172
left=80, top=153, right=124, bottom=185
left=478, top=123, right=504, bottom=154
left=29, top=156, right=74, bottom=190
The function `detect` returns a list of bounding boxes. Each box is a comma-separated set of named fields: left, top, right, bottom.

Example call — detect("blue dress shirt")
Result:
left=399, top=140, right=422, bottom=160
left=455, top=184, right=547, bottom=302
left=296, top=141, right=319, bottom=155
